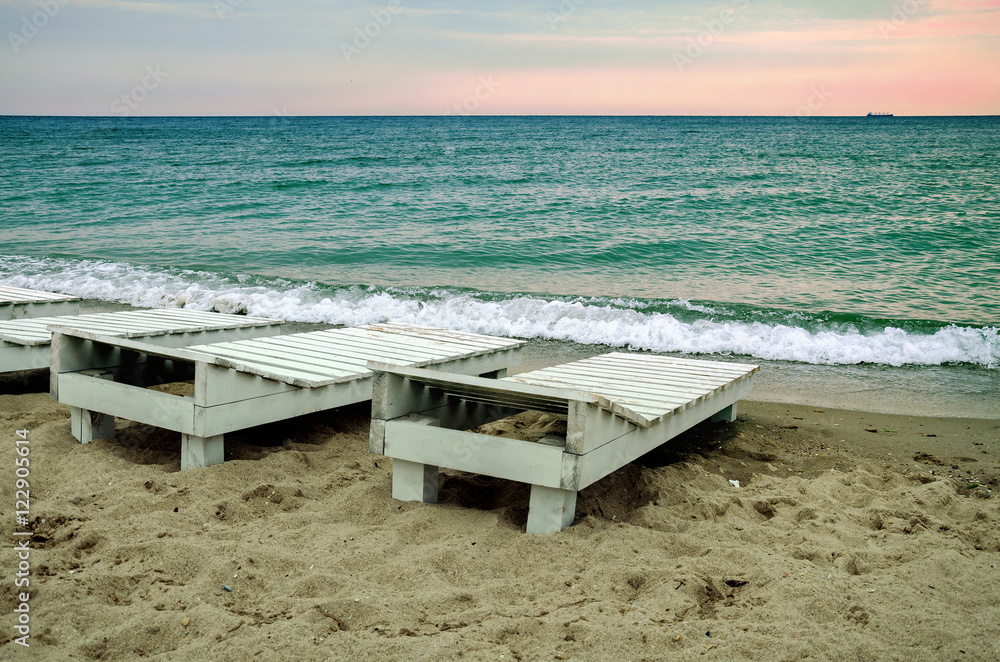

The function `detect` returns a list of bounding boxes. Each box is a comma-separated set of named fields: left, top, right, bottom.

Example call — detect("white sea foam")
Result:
left=3, top=256, right=997, bottom=368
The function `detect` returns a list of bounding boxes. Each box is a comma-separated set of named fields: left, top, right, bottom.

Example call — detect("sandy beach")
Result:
left=2, top=334, right=998, bottom=661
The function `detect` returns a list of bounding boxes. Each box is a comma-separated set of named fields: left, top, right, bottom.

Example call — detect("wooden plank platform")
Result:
left=370, top=353, right=759, bottom=533
left=1, top=308, right=283, bottom=374
left=52, top=323, right=526, bottom=472
left=0, top=285, right=81, bottom=320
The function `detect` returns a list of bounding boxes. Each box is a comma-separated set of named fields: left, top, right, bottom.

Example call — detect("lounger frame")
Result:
left=369, top=354, right=759, bottom=533
left=0, top=286, right=81, bottom=320
left=1, top=309, right=282, bottom=375
left=52, top=324, right=525, bottom=471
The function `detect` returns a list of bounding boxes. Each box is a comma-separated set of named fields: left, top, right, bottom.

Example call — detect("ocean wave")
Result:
left=2, top=255, right=997, bottom=368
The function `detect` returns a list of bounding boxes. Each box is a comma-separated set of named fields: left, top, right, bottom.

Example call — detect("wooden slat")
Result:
left=242, top=334, right=395, bottom=369
left=207, top=355, right=348, bottom=388
left=596, top=398, right=665, bottom=427
left=63, top=309, right=279, bottom=333
left=213, top=335, right=377, bottom=372
left=227, top=329, right=462, bottom=366
left=50, top=327, right=214, bottom=363
left=508, top=367, right=720, bottom=403
left=258, top=329, right=457, bottom=361
left=97, top=309, right=280, bottom=334
left=174, top=325, right=521, bottom=389
left=507, top=353, right=759, bottom=401
left=333, top=326, right=517, bottom=360
left=346, top=327, right=496, bottom=357
left=52, top=317, right=174, bottom=334
left=264, top=326, right=514, bottom=367
left=0, top=286, right=80, bottom=303
left=552, top=358, right=745, bottom=385
left=507, top=375, right=694, bottom=416
left=568, top=361, right=750, bottom=387
left=151, top=311, right=279, bottom=329
left=508, top=367, right=720, bottom=402
left=193, top=341, right=360, bottom=379
left=417, top=386, right=571, bottom=416
left=384, top=422, right=567, bottom=489
left=58, top=372, right=197, bottom=435
left=605, top=351, right=759, bottom=371
left=598, top=353, right=760, bottom=377
left=365, top=323, right=523, bottom=350
left=0, top=325, right=52, bottom=345
left=503, top=353, right=759, bottom=426
left=190, top=336, right=451, bottom=385
left=309, top=330, right=452, bottom=363
left=0, top=309, right=282, bottom=346
left=370, top=363, right=598, bottom=410
left=0, top=318, right=54, bottom=332
left=89, top=311, right=218, bottom=332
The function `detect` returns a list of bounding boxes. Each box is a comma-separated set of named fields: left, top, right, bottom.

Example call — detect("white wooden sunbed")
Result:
left=1, top=308, right=282, bottom=376
left=51, top=323, right=526, bottom=471
left=0, top=285, right=81, bottom=320
left=369, top=353, right=760, bottom=533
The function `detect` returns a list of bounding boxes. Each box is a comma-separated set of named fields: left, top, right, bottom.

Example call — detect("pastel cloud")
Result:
left=0, top=0, right=996, bottom=115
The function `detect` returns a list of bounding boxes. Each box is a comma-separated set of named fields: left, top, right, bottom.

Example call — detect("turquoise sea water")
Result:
left=1, top=116, right=997, bottom=415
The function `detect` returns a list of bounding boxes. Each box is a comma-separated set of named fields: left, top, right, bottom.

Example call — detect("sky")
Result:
left=0, top=0, right=998, bottom=115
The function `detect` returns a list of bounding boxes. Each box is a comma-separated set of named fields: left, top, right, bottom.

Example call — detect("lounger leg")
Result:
left=392, top=459, right=439, bottom=503
left=711, top=403, right=737, bottom=423
left=526, top=485, right=577, bottom=534
left=70, top=406, right=81, bottom=440
left=181, top=434, right=225, bottom=471
left=71, top=406, right=115, bottom=444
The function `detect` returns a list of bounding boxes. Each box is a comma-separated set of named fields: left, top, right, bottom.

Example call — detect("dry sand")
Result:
left=2, top=382, right=999, bottom=660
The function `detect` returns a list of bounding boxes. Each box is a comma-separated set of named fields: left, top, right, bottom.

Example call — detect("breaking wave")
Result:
left=2, top=254, right=997, bottom=368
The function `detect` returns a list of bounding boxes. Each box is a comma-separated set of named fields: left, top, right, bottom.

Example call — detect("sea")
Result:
left=1, top=115, right=997, bottom=417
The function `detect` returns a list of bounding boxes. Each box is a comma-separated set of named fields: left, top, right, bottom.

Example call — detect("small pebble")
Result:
left=181, top=617, right=190, bottom=627
left=222, top=584, right=233, bottom=592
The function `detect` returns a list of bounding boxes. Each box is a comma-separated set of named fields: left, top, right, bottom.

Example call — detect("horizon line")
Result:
left=2, top=113, right=999, bottom=119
